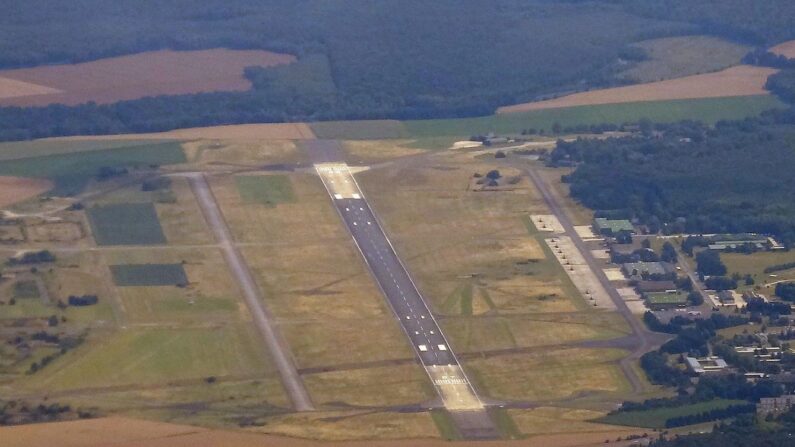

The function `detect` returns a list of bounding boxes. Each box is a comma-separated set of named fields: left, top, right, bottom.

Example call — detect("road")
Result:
left=187, top=172, right=314, bottom=412
left=525, top=166, right=666, bottom=394
left=314, top=162, right=499, bottom=439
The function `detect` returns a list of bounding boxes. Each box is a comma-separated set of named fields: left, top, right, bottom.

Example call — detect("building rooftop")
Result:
left=594, top=218, right=634, bottom=234
left=623, top=261, right=669, bottom=276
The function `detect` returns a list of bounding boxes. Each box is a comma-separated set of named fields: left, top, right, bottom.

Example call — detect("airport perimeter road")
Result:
left=315, top=163, right=499, bottom=439
left=187, top=173, right=314, bottom=412
left=525, top=166, right=662, bottom=394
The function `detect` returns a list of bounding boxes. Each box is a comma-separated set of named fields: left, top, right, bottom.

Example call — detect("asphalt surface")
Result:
left=187, top=172, right=314, bottom=412
left=525, top=166, right=667, bottom=394
left=314, top=161, right=499, bottom=439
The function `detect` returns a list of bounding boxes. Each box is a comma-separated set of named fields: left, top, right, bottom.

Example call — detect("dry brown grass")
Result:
left=770, top=40, right=795, bottom=58
left=342, top=140, right=427, bottom=164
left=0, top=176, right=52, bottom=207
left=497, top=65, right=776, bottom=113
left=48, top=122, right=315, bottom=142
left=184, top=139, right=308, bottom=166
left=303, top=364, right=433, bottom=407
left=155, top=177, right=213, bottom=245
left=466, top=348, right=628, bottom=402
left=509, top=406, right=637, bottom=437
left=0, top=49, right=295, bottom=107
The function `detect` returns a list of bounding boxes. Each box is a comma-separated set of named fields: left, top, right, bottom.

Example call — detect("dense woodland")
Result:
left=649, top=409, right=795, bottom=447
left=0, top=1, right=793, bottom=139
left=554, top=108, right=795, bottom=245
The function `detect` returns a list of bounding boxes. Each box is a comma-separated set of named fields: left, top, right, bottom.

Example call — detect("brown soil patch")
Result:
left=497, top=65, right=776, bottom=113
left=0, top=417, right=642, bottom=447
left=770, top=40, right=795, bottom=58
left=0, top=77, right=62, bottom=99
left=47, top=123, right=316, bottom=141
left=0, top=176, right=52, bottom=207
left=0, top=49, right=295, bottom=107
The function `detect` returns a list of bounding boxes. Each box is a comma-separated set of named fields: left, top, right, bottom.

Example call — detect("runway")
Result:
left=187, top=172, right=314, bottom=412
left=315, top=162, right=498, bottom=439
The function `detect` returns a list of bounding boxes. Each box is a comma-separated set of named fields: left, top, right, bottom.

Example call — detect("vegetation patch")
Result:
left=235, top=175, right=295, bottom=206
left=12, top=280, right=39, bottom=299
left=110, top=264, right=188, bottom=287
left=597, top=399, right=749, bottom=428
left=0, top=142, right=185, bottom=196
left=87, top=203, right=166, bottom=246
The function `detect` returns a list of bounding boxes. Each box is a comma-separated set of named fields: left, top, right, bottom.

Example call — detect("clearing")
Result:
left=50, top=123, right=316, bottom=141
left=0, top=49, right=296, bottom=107
left=620, top=35, right=750, bottom=83
left=110, top=264, right=188, bottom=287
left=497, top=66, right=777, bottom=113
left=87, top=203, right=167, bottom=246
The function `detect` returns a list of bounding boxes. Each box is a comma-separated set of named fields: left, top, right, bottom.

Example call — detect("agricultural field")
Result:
left=110, top=264, right=188, bottom=287
left=0, top=49, right=296, bottom=107
left=0, top=141, right=186, bottom=196
left=0, top=176, right=52, bottom=207
left=770, top=39, right=795, bottom=58
left=620, top=35, right=750, bottom=83
left=497, top=66, right=776, bottom=114
left=87, top=203, right=167, bottom=246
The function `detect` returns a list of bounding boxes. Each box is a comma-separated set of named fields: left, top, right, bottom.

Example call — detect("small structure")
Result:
left=622, top=261, right=671, bottom=279
left=708, top=234, right=770, bottom=251
left=757, top=395, right=795, bottom=415
left=594, top=218, right=634, bottom=236
left=636, top=280, right=677, bottom=293
left=685, top=356, right=728, bottom=374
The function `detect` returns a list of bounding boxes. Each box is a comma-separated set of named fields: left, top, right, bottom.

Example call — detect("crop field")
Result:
left=620, top=35, right=750, bottom=83
left=0, top=141, right=186, bottom=196
left=0, top=49, right=296, bottom=107
left=0, top=139, right=170, bottom=161
left=406, top=95, right=784, bottom=138
left=235, top=174, right=296, bottom=206
left=53, top=123, right=316, bottom=141
left=110, top=264, right=188, bottom=287
left=597, top=399, right=748, bottom=428
left=0, top=176, right=52, bottom=207
left=498, top=66, right=776, bottom=113
left=87, top=203, right=166, bottom=245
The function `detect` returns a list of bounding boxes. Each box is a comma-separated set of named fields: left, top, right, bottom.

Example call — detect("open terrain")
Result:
left=0, top=49, right=295, bottom=107
left=497, top=66, right=776, bottom=113
left=0, top=176, right=52, bottom=207
left=770, top=39, right=795, bottom=58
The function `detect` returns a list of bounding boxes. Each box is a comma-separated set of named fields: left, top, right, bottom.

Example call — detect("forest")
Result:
left=0, top=1, right=793, bottom=139
left=554, top=111, right=795, bottom=245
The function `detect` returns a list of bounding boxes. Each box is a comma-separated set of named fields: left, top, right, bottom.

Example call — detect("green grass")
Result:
left=87, top=203, right=166, bottom=246
left=430, top=410, right=460, bottom=440
left=12, top=280, right=39, bottom=299
left=0, top=141, right=186, bottom=196
left=403, top=95, right=785, bottom=138
left=23, top=326, right=270, bottom=390
left=0, top=139, right=173, bottom=161
left=110, top=264, right=188, bottom=287
left=646, top=291, right=689, bottom=305
left=235, top=175, right=295, bottom=206
left=597, top=399, right=748, bottom=428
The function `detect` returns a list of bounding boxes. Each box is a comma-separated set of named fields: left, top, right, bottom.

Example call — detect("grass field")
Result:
left=465, top=348, right=629, bottom=402
left=21, top=326, right=270, bottom=390
left=406, top=95, right=784, bottom=138
left=509, top=406, right=638, bottom=438
left=110, top=264, right=188, bottom=287
left=620, top=35, right=750, bottom=82
left=235, top=174, right=295, bottom=206
left=597, top=399, right=748, bottom=428
left=723, top=250, right=795, bottom=292
left=309, top=120, right=408, bottom=140
left=0, top=141, right=186, bottom=195
left=87, top=203, right=166, bottom=246
left=12, top=280, right=39, bottom=299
